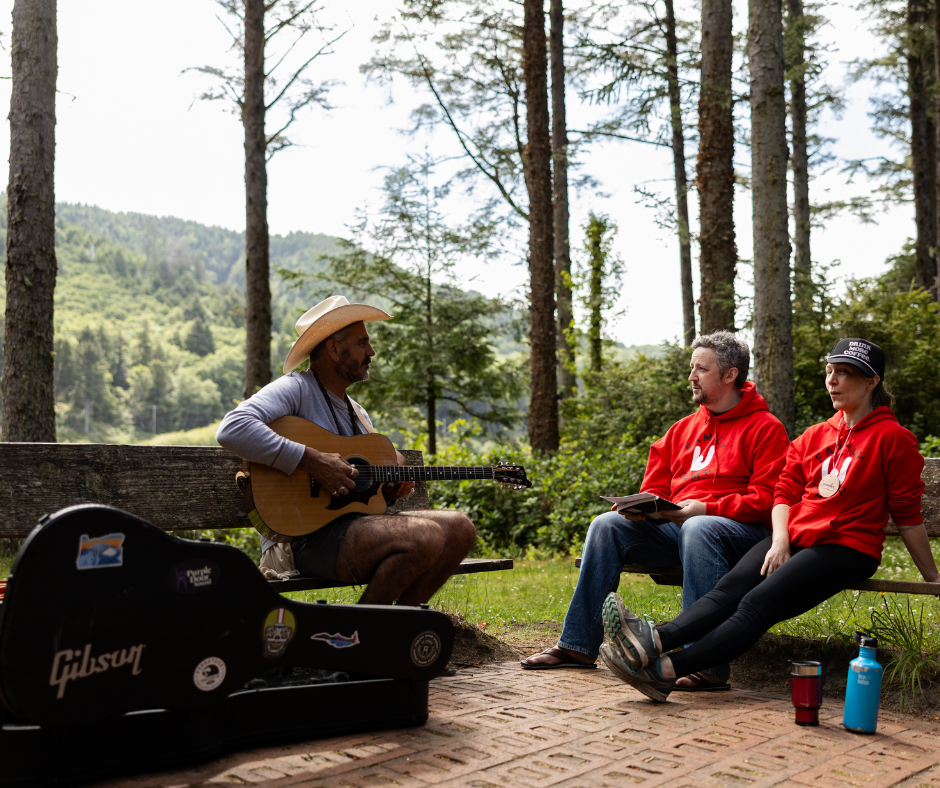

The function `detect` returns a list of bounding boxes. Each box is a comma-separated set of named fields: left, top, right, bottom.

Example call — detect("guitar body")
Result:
left=250, top=417, right=398, bottom=537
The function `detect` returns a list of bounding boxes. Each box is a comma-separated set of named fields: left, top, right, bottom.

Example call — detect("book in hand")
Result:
left=600, top=492, right=682, bottom=524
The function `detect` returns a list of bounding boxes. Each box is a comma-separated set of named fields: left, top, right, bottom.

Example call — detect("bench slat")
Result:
left=267, top=558, right=514, bottom=593
left=573, top=561, right=940, bottom=596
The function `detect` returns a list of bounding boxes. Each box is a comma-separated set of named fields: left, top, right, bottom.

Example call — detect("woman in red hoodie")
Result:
left=599, top=338, right=940, bottom=702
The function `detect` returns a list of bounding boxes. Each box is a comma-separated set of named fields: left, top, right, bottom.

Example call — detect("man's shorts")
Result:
left=290, top=508, right=399, bottom=581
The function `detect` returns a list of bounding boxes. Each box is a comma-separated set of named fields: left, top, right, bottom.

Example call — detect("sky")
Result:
left=0, top=0, right=914, bottom=348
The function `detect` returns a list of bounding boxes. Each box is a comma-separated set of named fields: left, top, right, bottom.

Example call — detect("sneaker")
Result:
left=602, top=592, right=660, bottom=670
left=599, top=643, right=675, bottom=703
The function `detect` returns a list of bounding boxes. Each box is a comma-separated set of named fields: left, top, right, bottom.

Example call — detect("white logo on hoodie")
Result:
left=821, top=455, right=852, bottom=483
left=690, top=445, right=715, bottom=472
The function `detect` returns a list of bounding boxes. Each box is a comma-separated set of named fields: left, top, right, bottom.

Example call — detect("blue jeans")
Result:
left=558, top=510, right=769, bottom=679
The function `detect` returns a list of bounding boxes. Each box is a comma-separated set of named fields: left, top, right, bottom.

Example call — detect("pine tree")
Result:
left=185, top=317, right=216, bottom=357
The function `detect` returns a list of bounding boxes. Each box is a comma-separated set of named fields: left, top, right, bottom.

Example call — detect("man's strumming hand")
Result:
left=298, top=446, right=358, bottom=496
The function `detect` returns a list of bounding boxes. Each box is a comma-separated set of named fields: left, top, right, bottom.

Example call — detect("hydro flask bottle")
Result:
left=790, top=661, right=823, bottom=726
left=843, top=631, right=883, bottom=734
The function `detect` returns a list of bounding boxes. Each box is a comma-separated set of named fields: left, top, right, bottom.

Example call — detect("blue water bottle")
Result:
left=843, top=631, right=883, bottom=734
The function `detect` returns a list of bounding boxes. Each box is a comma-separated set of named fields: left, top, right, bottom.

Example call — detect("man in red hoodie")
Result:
left=521, top=331, right=790, bottom=689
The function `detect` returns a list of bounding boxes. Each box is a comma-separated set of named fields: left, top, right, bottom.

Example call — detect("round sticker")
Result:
left=411, top=631, right=442, bottom=668
left=193, top=657, right=227, bottom=691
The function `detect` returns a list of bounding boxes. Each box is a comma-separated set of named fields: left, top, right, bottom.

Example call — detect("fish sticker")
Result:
left=76, top=533, right=125, bottom=569
left=311, top=631, right=360, bottom=649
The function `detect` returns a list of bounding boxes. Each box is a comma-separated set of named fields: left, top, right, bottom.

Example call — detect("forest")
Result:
left=1, top=0, right=940, bottom=555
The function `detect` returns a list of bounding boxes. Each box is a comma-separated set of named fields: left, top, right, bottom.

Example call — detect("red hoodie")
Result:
left=773, top=407, right=924, bottom=561
left=641, top=381, right=790, bottom=525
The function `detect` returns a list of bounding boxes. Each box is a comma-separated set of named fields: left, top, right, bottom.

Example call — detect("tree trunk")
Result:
left=910, top=0, right=937, bottom=294
left=664, top=0, right=695, bottom=346
left=243, top=0, right=272, bottom=398
left=2, top=0, right=58, bottom=442
left=550, top=0, right=576, bottom=398
left=934, top=5, right=940, bottom=301
left=523, top=0, right=559, bottom=453
left=787, top=0, right=811, bottom=305
left=586, top=217, right=604, bottom=373
left=750, top=0, right=794, bottom=438
left=697, top=0, right=737, bottom=333
left=426, top=272, right=436, bottom=456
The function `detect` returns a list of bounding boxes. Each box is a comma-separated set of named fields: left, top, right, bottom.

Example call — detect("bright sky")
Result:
left=0, top=0, right=912, bottom=348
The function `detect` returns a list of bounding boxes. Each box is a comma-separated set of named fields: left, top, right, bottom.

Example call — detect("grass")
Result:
left=4, top=533, right=940, bottom=684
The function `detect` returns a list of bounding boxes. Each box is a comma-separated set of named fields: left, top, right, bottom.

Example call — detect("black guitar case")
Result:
left=0, top=504, right=454, bottom=786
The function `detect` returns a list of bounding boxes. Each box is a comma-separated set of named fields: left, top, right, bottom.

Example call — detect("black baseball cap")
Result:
left=827, top=338, right=885, bottom=380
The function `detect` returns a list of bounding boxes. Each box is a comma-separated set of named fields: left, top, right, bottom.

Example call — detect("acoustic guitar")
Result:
left=249, top=417, right=531, bottom=538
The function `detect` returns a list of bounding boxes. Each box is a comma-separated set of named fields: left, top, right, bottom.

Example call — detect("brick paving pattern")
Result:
left=92, top=662, right=940, bottom=788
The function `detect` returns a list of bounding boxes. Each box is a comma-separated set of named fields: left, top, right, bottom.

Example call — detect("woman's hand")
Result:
left=760, top=539, right=791, bottom=576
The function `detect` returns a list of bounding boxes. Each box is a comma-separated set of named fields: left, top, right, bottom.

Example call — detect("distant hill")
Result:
left=0, top=199, right=351, bottom=443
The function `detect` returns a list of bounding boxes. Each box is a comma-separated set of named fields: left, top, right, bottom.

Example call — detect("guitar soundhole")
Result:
left=347, top=457, right=373, bottom=493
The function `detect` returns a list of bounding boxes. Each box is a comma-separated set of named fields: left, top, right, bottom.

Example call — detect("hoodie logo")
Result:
left=821, top=456, right=852, bottom=484
left=690, top=445, right=715, bottom=472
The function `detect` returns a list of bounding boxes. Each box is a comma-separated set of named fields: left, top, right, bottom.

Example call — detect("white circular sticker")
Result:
left=411, top=631, right=442, bottom=667
left=193, top=657, right=227, bottom=691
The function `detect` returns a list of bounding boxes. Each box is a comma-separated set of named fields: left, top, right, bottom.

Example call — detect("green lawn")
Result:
left=285, top=537, right=940, bottom=649
left=4, top=536, right=939, bottom=652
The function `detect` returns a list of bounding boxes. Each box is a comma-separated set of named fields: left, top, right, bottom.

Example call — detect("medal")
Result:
left=818, top=472, right=840, bottom=498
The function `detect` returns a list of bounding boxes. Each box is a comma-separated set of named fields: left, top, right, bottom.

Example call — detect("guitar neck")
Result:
left=358, top=465, right=499, bottom=483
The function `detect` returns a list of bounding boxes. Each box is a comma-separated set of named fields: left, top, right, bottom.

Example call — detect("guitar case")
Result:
left=0, top=504, right=454, bottom=786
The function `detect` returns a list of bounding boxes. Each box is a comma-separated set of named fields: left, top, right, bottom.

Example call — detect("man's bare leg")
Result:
left=335, top=510, right=475, bottom=605
left=396, top=511, right=476, bottom=606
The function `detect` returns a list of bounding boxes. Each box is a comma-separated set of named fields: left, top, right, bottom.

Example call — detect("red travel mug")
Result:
left=791, top=661, right=823, bottom=726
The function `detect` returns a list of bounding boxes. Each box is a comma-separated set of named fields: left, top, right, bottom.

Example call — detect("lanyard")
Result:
left=831, top=417, right=856, bottom=472
left=312, top=371, right=362, bottom=437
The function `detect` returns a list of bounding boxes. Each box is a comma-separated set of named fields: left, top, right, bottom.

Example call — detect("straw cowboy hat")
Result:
left=282, top=295, right=393, bottom=374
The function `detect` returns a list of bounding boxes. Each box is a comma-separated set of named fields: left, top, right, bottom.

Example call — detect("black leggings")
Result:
left=659, top=536, right=878, bottom=677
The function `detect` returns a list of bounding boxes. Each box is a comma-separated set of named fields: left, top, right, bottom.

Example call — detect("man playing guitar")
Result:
left=216, top=296, right=477, bottom=606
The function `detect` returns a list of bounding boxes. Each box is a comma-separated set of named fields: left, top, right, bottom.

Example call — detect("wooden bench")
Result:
left=576, top=457, right=940, bottom=596
left=0, top=443, right=512, bottom=589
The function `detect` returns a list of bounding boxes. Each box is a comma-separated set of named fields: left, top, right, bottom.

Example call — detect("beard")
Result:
left=337, top=349, right=370, bottom=384
left=692, top=387, right=709, bottom=405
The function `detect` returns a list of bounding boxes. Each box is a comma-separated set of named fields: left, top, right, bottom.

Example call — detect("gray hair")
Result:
left=691, top=330, right=750, bottom=390
left=309, top=326, right=352, bottom=363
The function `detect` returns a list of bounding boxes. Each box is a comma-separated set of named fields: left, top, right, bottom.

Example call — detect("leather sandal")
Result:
left=520, top=646, right=597, bottom=670
left=673, top=671, right=731, bottom=692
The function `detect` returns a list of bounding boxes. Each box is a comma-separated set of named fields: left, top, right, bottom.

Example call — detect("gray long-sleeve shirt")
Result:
left=216, top=370, right=374, bottom=553
left=216, top=369, right=374, bottom=475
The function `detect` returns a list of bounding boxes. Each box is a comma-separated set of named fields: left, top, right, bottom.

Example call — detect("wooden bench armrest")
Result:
left=268, top=557, right=514, bottom=593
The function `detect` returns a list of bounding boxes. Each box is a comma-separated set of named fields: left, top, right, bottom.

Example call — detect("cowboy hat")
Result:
left=282, top=295, right=392, bottom=374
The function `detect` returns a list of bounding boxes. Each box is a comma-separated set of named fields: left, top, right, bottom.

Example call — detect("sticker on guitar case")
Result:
left=310, top=631, right=360, bottom=649
left=168, top=560, right=220, bottom=593
left=76, top=533, right=125, bottom=569
left=262, top=608, right=297, bottom=657
left=411, top=632, right=441, bottom=667
left=193, top=657, right=226, bottom=691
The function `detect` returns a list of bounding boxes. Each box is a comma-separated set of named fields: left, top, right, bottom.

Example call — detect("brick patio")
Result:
left=93, top=662, right=940, bottom=788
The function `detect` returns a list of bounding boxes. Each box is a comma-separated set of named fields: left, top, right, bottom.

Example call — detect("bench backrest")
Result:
left=0, top=444, right=429, bottom=538
left=0, top=445, right=936, bottom=539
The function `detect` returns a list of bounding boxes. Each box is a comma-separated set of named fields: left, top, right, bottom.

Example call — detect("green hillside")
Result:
left=0, top=198, right=345, bottom=443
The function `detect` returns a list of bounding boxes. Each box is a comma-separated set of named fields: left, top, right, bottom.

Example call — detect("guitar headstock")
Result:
left=494, top=461, right=532, bottom=490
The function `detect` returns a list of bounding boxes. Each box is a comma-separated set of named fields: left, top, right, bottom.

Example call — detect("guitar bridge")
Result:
left=309, top=477, right=321, bottom=498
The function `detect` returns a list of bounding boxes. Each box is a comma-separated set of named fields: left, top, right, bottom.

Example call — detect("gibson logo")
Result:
left=49, top=643, right=145, bottom=699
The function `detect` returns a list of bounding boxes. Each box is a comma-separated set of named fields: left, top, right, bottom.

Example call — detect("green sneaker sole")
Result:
left=601, top=594, right=654, bottom=671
